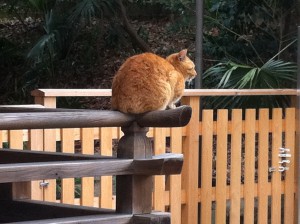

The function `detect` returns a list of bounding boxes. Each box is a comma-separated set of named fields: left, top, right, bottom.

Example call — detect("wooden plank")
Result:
left=29, top=129, right=44, bottom=200
left=8, top=130, right=23, bottom=149
left=99, top=127, right=113, bottom=209
left=215, top=109, right=228, bottom=224
left=31, top=88, right=297, bottom=97
left=200, top=109, right=213, bottom=224
left=61, top=128, right=75, bottom=205
left=9, top=129, right=29, bottom=200
left=81, top=128, right=95, bottom=207
left=181, top=96, right=199, bottom=224
left=257, top=109, right=269, bottom=224
left=271, top=108, right=282, bottom=224
left=284, top=108, right=295, bottom=224
left=230, top=109, right=242, bottom=224
left=0, top=153, right=183, bottom=183
left=170, top=127, right=182, bottom=224
left=0, top=106, right=191, bottom=130
left=244, top=109, right=256, bottom=224
left=153, top=127, right=166, bottom=211
left=36, top=96, right=57, bottom=202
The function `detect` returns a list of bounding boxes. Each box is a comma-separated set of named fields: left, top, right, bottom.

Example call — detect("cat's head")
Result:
left=166, top=49, right=197, bottom=82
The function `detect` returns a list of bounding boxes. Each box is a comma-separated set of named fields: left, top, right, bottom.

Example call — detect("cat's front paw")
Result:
left=168, top=104, right=176, bottom=109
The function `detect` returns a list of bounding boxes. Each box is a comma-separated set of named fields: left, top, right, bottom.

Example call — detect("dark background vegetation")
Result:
left=0, top=0, right=298, bottom=108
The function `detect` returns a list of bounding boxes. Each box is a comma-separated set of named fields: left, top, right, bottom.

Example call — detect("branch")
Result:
left=116, top=0, right=152, bottom=53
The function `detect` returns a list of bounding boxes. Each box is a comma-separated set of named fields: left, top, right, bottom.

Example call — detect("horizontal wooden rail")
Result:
left=0, top=150, right=183, bottom=183
left=31, top=88, right=297, bottom=97
left=0, top=106, right=191, bottom=130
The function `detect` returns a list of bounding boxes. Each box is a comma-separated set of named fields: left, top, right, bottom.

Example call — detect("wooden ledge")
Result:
left=31, top=88, right=297, bottom=97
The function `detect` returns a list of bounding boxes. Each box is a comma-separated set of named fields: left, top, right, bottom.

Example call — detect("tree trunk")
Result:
left=116, top=0, right=152, bottom=53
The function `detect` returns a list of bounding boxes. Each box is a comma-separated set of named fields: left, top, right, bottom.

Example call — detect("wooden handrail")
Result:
left=0, top=106, right=191, bottom=130
left=31, top=88, right=297, bottom=97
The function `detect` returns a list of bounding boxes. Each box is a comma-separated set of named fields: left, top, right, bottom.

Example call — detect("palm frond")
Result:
left=203, top=58, right=297, bottom=108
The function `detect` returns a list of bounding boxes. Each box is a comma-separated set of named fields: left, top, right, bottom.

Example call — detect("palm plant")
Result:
left=203, top=58, right=297, bottom=108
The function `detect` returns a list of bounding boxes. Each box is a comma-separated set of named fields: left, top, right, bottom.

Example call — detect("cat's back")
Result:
left=112, top=52, right=175, bottom=114
left=118, top=52, right=173, bottom=76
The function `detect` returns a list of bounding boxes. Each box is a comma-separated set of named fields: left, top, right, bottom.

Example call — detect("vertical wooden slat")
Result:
left=200, top=109, right=213, bottom=224
left=257, top=109, right=269, bottom=224
left=244, top=109, right=256, bottom=224
left=284, top=108, right=295, bottom=224
left=170, top=127, right=182, bottom=224
left=9, top=129, right=28, bottom=199
left=61, top=128, right=75, bottom=205
left=271, top=108, right=282, bottom=224
left=99, top=127, right=113, bottom=209
left=81, top=128, right=95, bottom=207
left=230, top=109, right=242, bottom=224
left=36, top=96, right=57, bottom=202
left=216, top=109, right=228, bottom=224
left=153, top=127, right=166, bottom=211
left=181, top=96, right=200, bottom=224
left=29, top=129, right=44, bottom=200
left=9, top=130, right=23, bottom=149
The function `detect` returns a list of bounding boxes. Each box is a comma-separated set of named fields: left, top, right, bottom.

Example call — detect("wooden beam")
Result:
left=0, top=106, right=191, bottom=130
left=0, top=153, right=183, bottom=183
left=30, top=88, right=297, bottom=97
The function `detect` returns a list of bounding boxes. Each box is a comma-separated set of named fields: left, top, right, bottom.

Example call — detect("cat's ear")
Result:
left=178, top=49, right=187, bottom=61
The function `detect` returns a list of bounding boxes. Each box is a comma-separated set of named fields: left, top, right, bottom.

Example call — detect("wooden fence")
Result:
left=1, top=88, right=298, bottom=224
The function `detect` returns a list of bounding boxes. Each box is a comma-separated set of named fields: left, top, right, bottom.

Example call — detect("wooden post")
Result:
left=116, top=122, right=153, bottom=214
left=181, top=96, right=199, bottom=224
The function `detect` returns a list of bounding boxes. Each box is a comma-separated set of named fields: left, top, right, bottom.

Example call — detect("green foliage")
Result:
left=202, top=0, right=297, bottom=108
left=203, top=0, right=296, bottom=64
left=203, top=59, right=297, bottom=108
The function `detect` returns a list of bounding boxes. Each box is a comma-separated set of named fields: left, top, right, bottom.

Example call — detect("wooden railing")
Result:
left=0, top=105, right=190, bottom=223
left=1, top=88, right=297, bottom=224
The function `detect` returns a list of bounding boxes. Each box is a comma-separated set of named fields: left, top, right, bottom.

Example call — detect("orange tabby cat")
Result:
left=111, top=49, right=197, bottom=114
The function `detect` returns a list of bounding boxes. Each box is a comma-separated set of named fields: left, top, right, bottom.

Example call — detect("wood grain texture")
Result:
left=181, top=96, right=199, bottom=224
left=244, top=109, right=256, bottom=224
left=136, top=106, right=192, bottom=127
left=284, top=108, right=295, bottom=224
left=271, top=109, right=282, bottom=224
left=0, top=153, right=183, bottom=183
left=99, top=127, right=113, bottom=209
left=257, top=109, right=269, bottom=224
left=30, top=88, right=297, bottom=97
left=170, top=127, right=182, bottom=224
left=116, top=123, right=153, bottom=214
left=215, top=109, right=228, bottom=224
left=81, top=128, right=95, bottom=207
left=61, top=128, right=75, bottom=205
left=153, top=127, right=166, bottom=211
left=0, top=106, right=191, bottom=130
left=230, top=109, right=242, bottom=224
left=200, top=109, right=213, bottom=224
